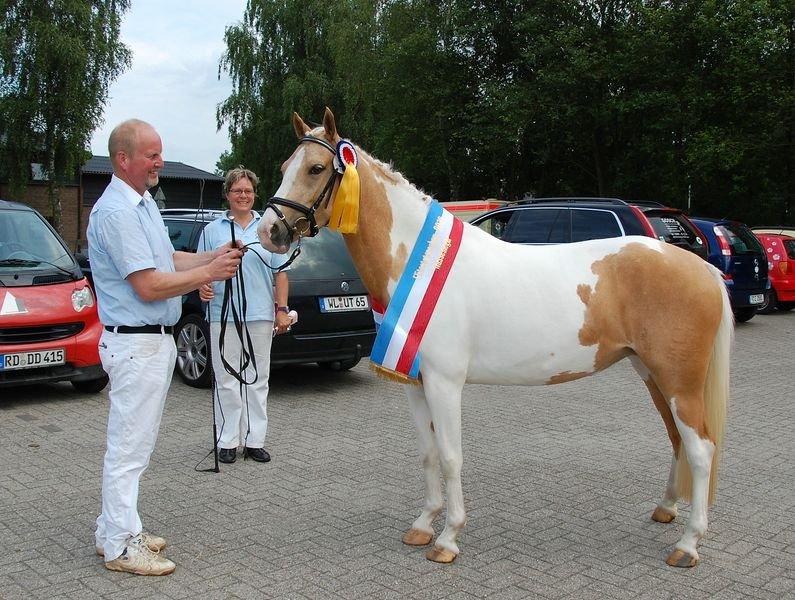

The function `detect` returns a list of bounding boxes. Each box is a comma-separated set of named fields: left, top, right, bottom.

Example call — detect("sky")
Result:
left=89, top=0, right=249, bottom=174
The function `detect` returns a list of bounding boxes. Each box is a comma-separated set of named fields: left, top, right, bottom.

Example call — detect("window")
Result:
left=164, top=219, right=205, bottom=252
left=717, top=224, right=764, bottom=255
left=475, top=211, right=512, bottom=239
left=571, top=209, right=622, bottom=242
left=782, top=239, right=795, bottom=259
left=505, top=208, right=568, bottom=244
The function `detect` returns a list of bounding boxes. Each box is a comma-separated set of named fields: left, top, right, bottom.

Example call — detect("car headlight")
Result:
left=72, top=286, right=95, bottom=312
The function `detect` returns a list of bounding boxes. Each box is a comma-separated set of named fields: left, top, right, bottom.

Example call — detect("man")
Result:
left=87, top=119, right=242, bottom=576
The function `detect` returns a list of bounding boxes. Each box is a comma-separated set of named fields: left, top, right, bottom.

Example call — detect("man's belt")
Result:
left=104, top=325, right=174, bottom=334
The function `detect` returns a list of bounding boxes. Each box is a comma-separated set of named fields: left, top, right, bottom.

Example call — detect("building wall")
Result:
left=0, top=182, right=82, bottom=251
left=2, top=175, right=224, bottom=254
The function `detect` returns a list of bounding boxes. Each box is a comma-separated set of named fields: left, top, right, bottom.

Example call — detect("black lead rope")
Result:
left=218, top=216, right=258, bottom=386
left=197, top=211, right=299, bottom=473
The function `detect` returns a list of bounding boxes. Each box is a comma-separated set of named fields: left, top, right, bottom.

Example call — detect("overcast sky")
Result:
left=89, top=0, right=249, bottom=174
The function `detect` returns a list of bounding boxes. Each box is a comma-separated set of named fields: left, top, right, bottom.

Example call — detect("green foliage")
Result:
left=219, top=0, right=793, bottom=225
left=0, top=0, right=131, bottom=232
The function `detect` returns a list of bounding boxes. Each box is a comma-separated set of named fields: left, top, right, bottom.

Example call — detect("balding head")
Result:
left=107, top=119, right=163, bottom=194
left=108, top=119, right=155, bottom=170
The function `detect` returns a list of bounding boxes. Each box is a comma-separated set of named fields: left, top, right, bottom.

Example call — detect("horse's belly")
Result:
left=463, top=332, right=600, bottom=386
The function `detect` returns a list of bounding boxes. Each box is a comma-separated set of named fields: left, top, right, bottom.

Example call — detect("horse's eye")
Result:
left=310, top=163, right=324, bottom=175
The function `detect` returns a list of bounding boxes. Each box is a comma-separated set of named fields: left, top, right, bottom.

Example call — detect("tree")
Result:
left=0, top=0, right=131, bottom=234
left=219, top=0, right=792, bottom=225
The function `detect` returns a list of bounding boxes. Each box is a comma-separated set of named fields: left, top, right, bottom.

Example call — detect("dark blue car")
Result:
left=691, top=217, right=769, bottom=323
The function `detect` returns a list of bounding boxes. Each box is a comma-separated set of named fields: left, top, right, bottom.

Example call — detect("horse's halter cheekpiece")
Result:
left=264, top=135, right=343, bottom=239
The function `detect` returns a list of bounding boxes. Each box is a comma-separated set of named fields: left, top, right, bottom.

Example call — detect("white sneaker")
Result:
left=104, top=535, right=175, bottom=576
left=96, top=532, right=166, bottom=557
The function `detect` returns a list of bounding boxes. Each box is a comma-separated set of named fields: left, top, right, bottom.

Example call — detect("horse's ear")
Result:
left=323, top=107, right=338, bottom=140
left=293, top=112, right=310, bottom=139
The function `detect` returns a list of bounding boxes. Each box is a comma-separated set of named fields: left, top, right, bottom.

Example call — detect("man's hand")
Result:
left=207, top=247, right=243, bottom=281
left=215, top=240, right=244, bottom=257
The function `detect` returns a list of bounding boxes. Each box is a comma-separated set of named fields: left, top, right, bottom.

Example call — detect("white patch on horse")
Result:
left=257, top=146, right=307, bottom=250
left=669, top=397, right=715, bottom=560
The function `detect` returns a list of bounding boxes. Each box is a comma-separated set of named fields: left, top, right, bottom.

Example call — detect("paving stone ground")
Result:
left=0, top=311, right=793, bottom=599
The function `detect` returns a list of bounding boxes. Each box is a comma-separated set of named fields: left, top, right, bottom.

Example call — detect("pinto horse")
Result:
left=257, top=108, right=732, bottom=568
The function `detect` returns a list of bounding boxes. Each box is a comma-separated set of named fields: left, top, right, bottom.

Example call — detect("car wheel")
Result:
left=71, top=373, right=109, bottom=393
left=318, top=357, right=361, bottom=371
left=175, top=313, right=212, bottom=388
left=757, top=290, right=777, bottom=314
left=778, top=302, right=795, bottom=312
left=733, top=307, right=757, bottom=323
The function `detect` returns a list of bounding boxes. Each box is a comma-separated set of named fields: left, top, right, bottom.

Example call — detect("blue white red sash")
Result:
left=370, top=201, right=464, bottom=383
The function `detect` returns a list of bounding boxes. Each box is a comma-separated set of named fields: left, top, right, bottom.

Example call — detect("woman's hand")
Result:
left=199, top=282, right=214, bottom=302
left=274, top=311, right=292, bottom=335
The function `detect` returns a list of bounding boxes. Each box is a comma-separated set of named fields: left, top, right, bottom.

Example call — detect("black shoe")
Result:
left=218, top=448, right=237, bottom=463
left=244, top=447, right=271, bottom=462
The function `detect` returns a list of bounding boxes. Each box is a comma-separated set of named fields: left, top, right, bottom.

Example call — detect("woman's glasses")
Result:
left=229, top=189, right=255, bottom=197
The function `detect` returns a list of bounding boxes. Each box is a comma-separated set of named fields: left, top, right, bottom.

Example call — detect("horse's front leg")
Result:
left=402, top=385, right=444, bottom=547
left=420, top=372, right=466, bottom=564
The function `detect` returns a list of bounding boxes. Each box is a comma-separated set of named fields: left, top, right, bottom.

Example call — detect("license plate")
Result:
left=0, top=348, right=65, bottom=371
left=749, top=294, right=764, bottom=305
left=319, top=295, right=370, bottom=313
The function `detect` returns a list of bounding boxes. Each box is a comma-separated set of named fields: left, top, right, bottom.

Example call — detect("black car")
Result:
left=470, top=197, right=709, bottom=259
left=160, top=210, right=376, bottom=387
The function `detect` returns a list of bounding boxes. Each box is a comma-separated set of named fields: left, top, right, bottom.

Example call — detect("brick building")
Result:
left=0, top=156, right=224, bottom=251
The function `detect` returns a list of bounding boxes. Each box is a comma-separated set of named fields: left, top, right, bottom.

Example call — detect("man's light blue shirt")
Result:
left=198, top=211, right=290, bottom=322
left=87, top=174, right=181, bottom=326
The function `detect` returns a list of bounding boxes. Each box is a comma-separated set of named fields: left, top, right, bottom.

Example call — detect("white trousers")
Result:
left=95, top=330, right=176, bottom=561
left=210, top=320, right=273, bottom=449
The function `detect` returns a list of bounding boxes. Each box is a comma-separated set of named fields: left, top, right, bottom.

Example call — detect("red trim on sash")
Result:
left=394, top=218, right=464, bottom=374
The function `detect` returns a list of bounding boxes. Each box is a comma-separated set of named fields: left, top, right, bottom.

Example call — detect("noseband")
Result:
left=264, top=135, right=340, bottom=239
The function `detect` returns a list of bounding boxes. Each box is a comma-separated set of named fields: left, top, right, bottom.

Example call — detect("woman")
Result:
left=198, top=167, right=292, bottom=464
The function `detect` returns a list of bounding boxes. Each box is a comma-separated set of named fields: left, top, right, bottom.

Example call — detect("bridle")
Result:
left=264, top=135, right=341, bottom=240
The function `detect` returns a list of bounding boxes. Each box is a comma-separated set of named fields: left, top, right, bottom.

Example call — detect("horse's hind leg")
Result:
left=634, top=359, right=715, bottom=567
left=666, top=395, right=714, bottom=567
left=402, top=385, right=443, bottom=547
left=630, top=357, right=681, bottom=523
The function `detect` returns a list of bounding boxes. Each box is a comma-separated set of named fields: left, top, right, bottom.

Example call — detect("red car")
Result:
left=755, top=232, right=795, bottom=314
left=0, top=199, right=107, bottom=392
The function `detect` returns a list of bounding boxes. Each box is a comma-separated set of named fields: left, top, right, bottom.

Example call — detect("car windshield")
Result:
left=0, top=208, right=76, bottom=272
left=288, top=229, right=360, bottom=279
left=716, top=224, right=764, bottom=255
left=782, top=238, right=795, bottom=259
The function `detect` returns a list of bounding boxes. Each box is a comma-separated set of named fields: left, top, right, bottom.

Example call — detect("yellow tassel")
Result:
left=329, top=163, right=360, bottom=233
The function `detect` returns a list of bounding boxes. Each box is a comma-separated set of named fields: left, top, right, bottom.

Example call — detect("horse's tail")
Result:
left=675, top=268, right=733, bottom=504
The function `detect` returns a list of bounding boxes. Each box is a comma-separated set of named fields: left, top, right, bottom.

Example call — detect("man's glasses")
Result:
left=229, top=189, right=255, bottom=197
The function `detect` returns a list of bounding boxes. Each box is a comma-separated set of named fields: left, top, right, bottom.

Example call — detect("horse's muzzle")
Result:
left=256, top=210, right=292, bottom=254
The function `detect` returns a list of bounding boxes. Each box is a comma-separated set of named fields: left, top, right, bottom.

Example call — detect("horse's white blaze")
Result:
left=257, top=147, right=306, bottom=253
left=670, top=397, right=714, bottom=558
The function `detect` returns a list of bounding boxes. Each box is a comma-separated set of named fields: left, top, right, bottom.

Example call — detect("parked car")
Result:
left=753, top=232, right=795, bottom=314
left=470, top=197, right=709, bottom=259
left=0, top=199, right=108, bottom=392
left=160, top=210, right=376, bottom=387
left=690, top=217, right=769, bottom=323
left=752, top=225, right=795, bottom=238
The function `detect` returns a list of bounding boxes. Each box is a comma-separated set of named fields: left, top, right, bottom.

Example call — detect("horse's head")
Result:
left=257, top=107, right=345, bottom=253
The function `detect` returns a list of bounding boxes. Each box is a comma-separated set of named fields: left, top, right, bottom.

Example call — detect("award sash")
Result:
left=370, top=201, right=464, bottom=383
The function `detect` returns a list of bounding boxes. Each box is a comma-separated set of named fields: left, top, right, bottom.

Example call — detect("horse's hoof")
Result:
left=426, top=546, right=457, bottom=563
left=651, top=506, right=676, bottom=523
left=402, top=528, right=433, bottom=546
left=666, top=548, right=698, bottom=568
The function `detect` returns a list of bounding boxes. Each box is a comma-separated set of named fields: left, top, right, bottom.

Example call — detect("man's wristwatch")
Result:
left=276, top=306, right=289, bottom=314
